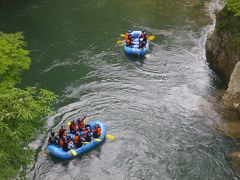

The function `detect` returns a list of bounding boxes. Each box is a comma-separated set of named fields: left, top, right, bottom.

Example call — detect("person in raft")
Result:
left=60, top=136, right=69, bottom=151
left=48, top=131, right=58, bottom=145
left=59, top=136, right=74, bottom=151
left=74, top=131, right=84, bottom=148
left=77, top=115, right=87, bottom=131
left=57, top=125, right=67, bottom=139
left=93, top=124, right=101, bottom=138
left=69, top=120, right=78, bottom=134
left=139, top=30, right=147, bottom=48
left=84, top=126, right=92, bottom=142
left=125, top=30, right=133, bottom=47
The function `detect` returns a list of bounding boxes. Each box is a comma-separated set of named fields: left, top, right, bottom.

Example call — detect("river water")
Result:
left=1, top=0, right=239, bottom=179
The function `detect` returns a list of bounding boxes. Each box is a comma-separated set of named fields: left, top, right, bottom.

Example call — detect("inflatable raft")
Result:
left=47, top=120, right=106, bottom=159
left=124, top=31, right=149, bottom=56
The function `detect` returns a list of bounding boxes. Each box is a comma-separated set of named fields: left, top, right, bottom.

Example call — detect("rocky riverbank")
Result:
left=206, top=5, right=240, bottom=173
left=206, top=6, right=240, bottom=113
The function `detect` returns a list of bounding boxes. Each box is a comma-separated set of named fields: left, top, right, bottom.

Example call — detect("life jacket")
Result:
left=58, top=128, right=65, bottom=138
left=93, top=127, right=101, bottom=138
left=97, top=127, right=101, bottom=135
left=74, top=135, right=81, bottom=144
left=70, top=123, right=77, bottom=133
left=62, top=140, right=69, bottom=151
left=84, top=129, right=92, bottom=142
left=140, top=33, right=147, bottom=41
left=59, top=139, right=64, bottom=147
left=126, top=39, right=132, bottom=46
left=125, top=33, right=129, bottom=41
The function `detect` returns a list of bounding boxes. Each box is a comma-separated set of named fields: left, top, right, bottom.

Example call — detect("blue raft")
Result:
left=124, top=31, right=149, bottom=56
left=47, top=120, right=106, bottom=159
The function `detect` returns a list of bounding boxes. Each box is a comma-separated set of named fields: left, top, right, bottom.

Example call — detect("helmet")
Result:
left=142, top=30, right=145, bottom=33
left=128, top=30, right=131, bottom=33
left=76, top=131, right=80, bottom=135
left=63, top=136, right=67, bottom=140
left=140, top=38, right=143, bottom=41
left=51, top=132, right=55, bottom=136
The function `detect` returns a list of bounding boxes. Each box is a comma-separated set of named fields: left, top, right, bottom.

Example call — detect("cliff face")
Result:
left=206, top=7, right=240, bottom=82
left=206, top=7, right=240, bottom=111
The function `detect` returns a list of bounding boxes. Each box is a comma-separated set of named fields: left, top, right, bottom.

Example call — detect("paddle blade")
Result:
left=94, top=138, right=101, bottom=142
left=71, top=149, right=77, bottom=156
left=106, top=134, right=116, bottom=141
left=148, top=36, right=156, bottom=41
left=82, top=142, right=89, bottom=144
left=120, top=34, right=126, bottom=38
left=116, top=40, right=124, bottom=45
left=67, top=122, right=71, bottom=127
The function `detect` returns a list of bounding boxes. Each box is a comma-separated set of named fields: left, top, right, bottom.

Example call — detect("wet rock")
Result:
left=222, top=62, right=240, bottom=112
left=206, top=7, right=240, bottom=114
left=229, top=152, right=240, bottom=174
left=213, top=122, right=240, bottom=138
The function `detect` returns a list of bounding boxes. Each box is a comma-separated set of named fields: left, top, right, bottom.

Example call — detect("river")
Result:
left=0, top=0, right=239, bottom=179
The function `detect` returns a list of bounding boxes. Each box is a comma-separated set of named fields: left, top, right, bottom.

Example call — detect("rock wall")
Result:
left=206, top=7, right=240, bottom=112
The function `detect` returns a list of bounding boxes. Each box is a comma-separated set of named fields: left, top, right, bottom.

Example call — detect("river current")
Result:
left=0, top=0, right=239, bottom=179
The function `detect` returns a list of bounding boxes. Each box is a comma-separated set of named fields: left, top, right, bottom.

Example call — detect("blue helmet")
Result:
left=63, top=136, right=67, bottom=140
left=76, top=131, right=80, bottom=135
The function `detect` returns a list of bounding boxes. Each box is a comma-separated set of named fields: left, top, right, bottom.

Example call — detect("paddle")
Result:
left=116, top=40, right=124, bottom=45
left=70, top=148, right=77, bottom=156
left=93, top=134, right=116, bottom=142
left=94, top=138, right=101, bottom=142
left=67, top=121, right=71, bottom=127
left=106, top=134, right=115, bottom=140
left=148, top=36, right=156, bottom=40
left=120, top=33, right=126, bottom=38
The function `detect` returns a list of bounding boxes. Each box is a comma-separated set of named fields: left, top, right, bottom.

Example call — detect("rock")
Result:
left=229, top=152, right=240, bottom=174
left=206, top=7, right=240, bottom=82
left=228, top=62, right=240, bottom=93
left=222, top=62, right=240, bottom=112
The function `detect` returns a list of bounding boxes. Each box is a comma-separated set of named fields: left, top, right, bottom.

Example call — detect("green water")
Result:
left=0, top=0, right=239, bottom=179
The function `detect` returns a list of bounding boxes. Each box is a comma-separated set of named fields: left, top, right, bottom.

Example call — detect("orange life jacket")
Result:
left=126, top=39, right=131, bottom=46
left=97, top=127, right=101, bottom=135
left=93, top=127, right=101, bottom=137
left=59, top=139, right=64, bottom=147
left=125, top=33, right=129, bottom=41
left=74, top=135, right=80, bottom=144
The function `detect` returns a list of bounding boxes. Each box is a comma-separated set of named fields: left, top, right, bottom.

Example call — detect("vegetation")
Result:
left=224, top=0, right=240, bottom=16
left=0, top=32, right=57, bottom=179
